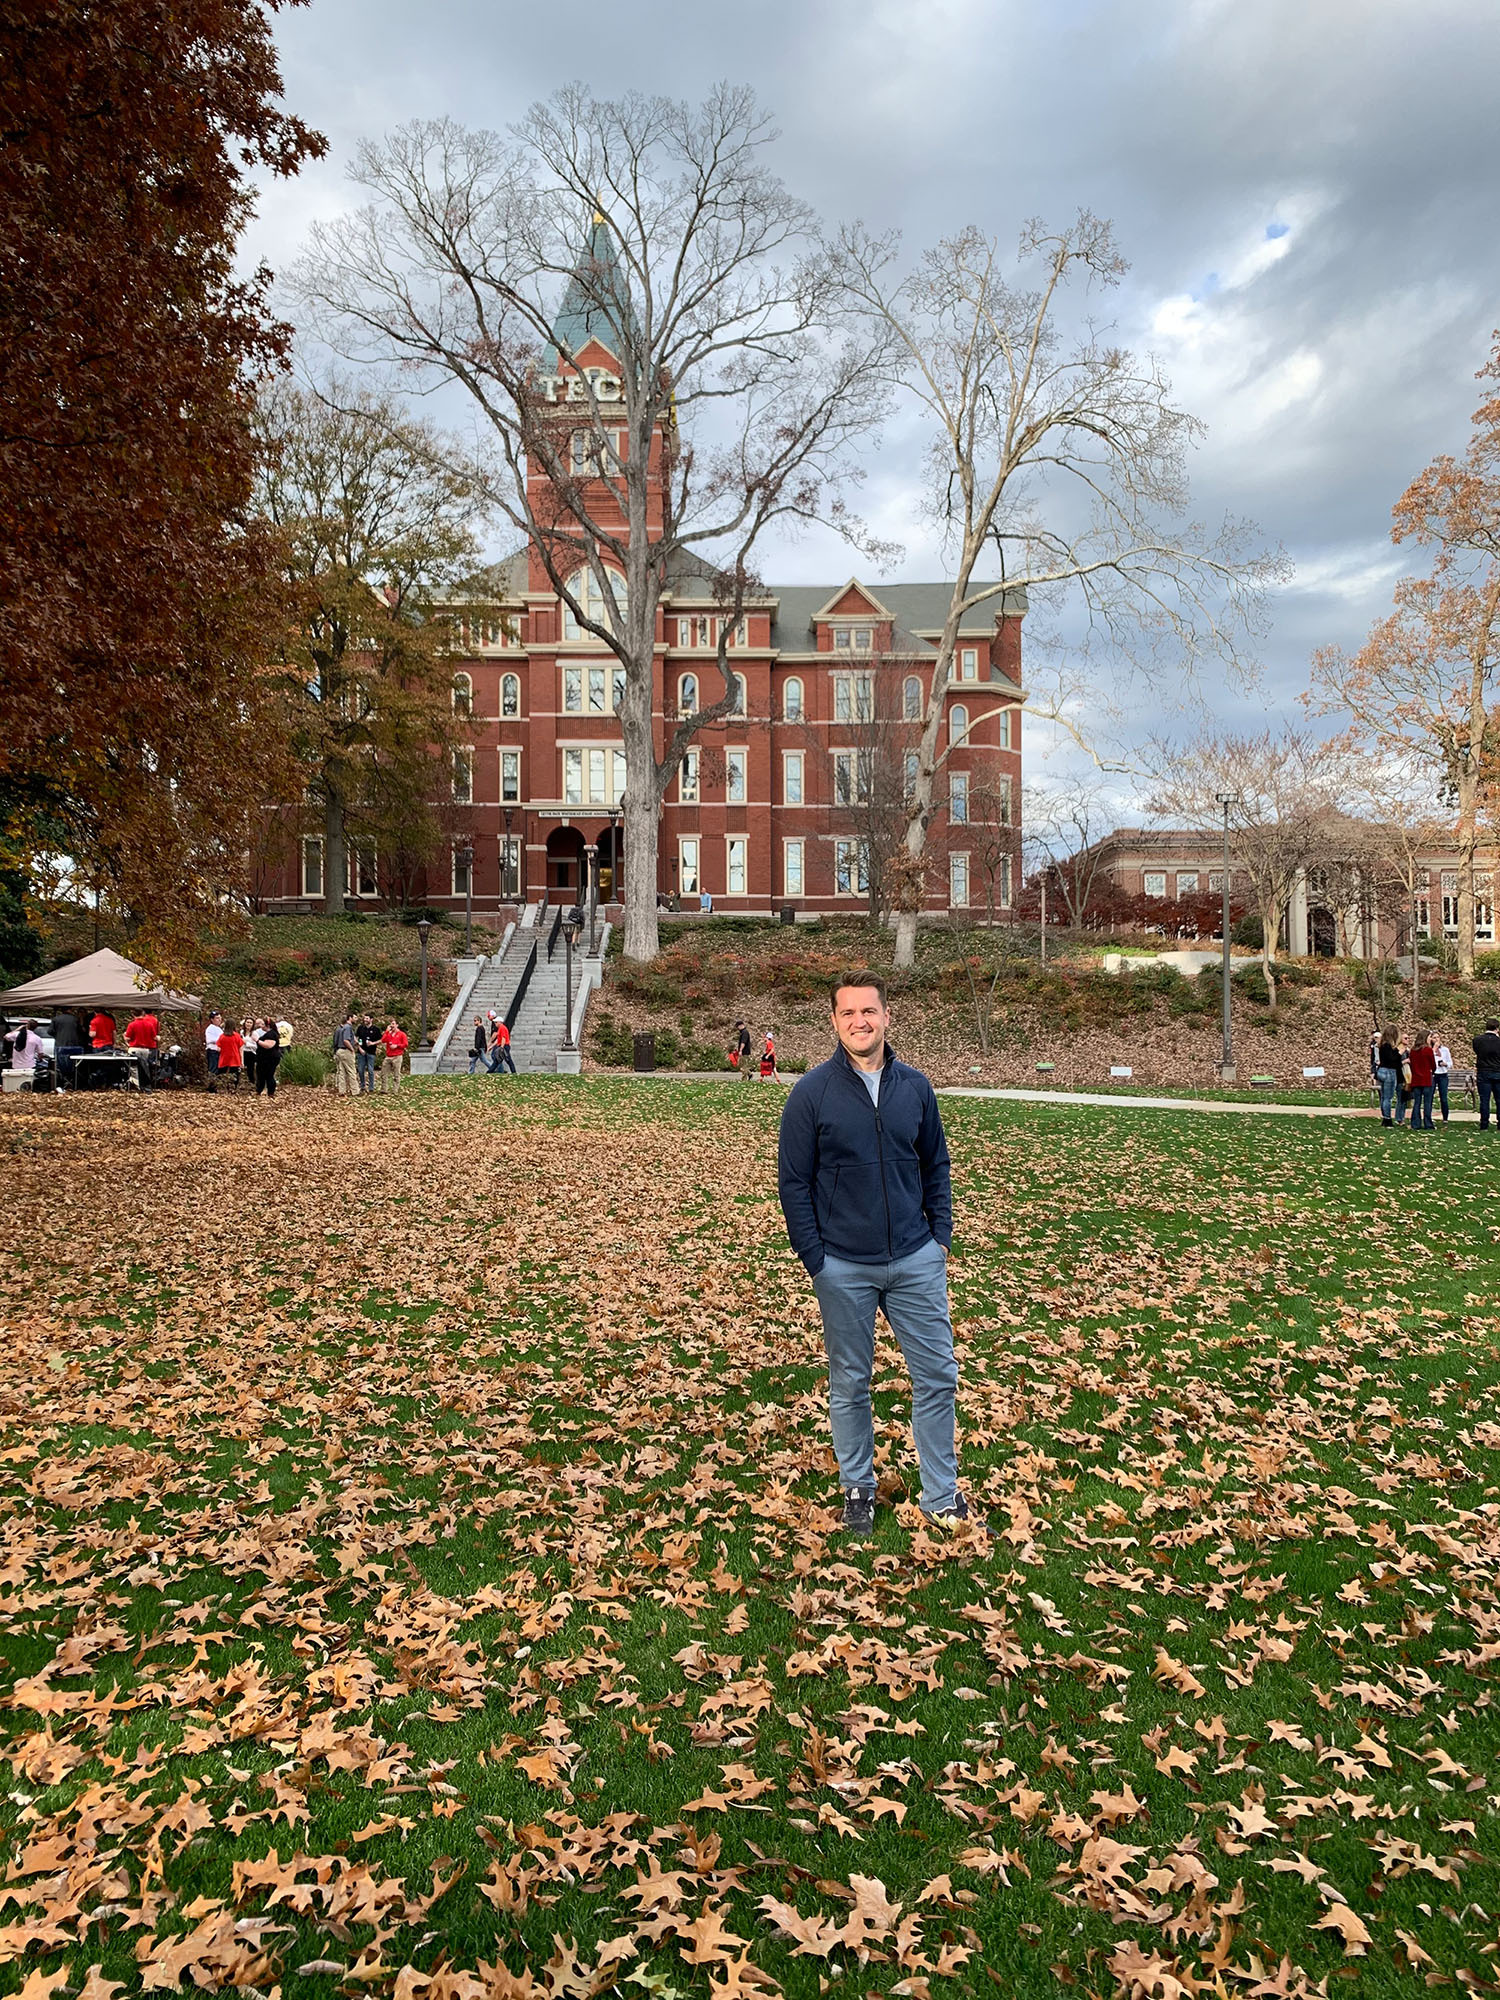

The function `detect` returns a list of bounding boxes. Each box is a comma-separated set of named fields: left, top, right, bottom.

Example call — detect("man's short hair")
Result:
left=830, top=969, right=888, bottom=1010
left=1488, top=1018, right=1500, bottom=1031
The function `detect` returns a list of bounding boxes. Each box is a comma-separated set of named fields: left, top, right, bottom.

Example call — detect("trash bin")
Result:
left=633, top=1033, right=656, bottom=1073
left=779, top=904, right=796, bottom=926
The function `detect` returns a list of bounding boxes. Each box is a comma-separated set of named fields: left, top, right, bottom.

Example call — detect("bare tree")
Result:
left=964, top=777, right=1019, bottom=925
left=296, top=85, right=889, bottom=961
left=1021, top=774, right=1116, bottom=926
left=1148, top=728, right=1347, bottom=1007
left=836, top=215, right=1280, bottom=969
left=1341, top=743, right=1458, bottom=1015
left=1310, top=339, right=1500, bottom=979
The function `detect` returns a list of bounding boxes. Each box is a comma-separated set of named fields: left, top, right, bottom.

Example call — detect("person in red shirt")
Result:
left=379, top=1019, right=408, bottom=1094
left=1405, top=1031, right=1438, bottom=1131
left=89, top=1010, right=116, bottom=1050
left=215, top=1023, right=244, bottom=1092
left=124, top=1011, right=159, bottom=1051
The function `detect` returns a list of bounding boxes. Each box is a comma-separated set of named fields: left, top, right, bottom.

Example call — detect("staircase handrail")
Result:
left=546, top=904, right=564, bottom=962
left=504, top=940, right=538, bottom=1033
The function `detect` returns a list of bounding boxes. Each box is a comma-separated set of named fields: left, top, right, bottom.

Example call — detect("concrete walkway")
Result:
left=939, top=1085, right=1483, bottom=1122
left=613, top=1070, right=1486, bottom=1123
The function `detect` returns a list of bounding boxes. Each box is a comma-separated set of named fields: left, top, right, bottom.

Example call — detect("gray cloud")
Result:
left=245, top=0, right=1500, bottom=788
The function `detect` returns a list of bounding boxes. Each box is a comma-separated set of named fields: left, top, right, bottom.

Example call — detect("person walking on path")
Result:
left=355, top=1014, right=380, bottom=1095
left=1406, top=1032, right=1438, bottom=1131
left=759, top=1030, right=780, bottom=1082
left=332, top=1012, right=359, bottom=1097
left=487, top=1015, right=517, bottom=1075
left=778, top=970, right=967, bottom=1537
left=1475, top=1017, right=1500, bottom=1129
left=467, top=1016, right=488, bottom=1075
left=1434, top=1038, right=1453, bottom=1123
left=733, top=1019, right=753, bottom=1079
left=379, top=1018, right=408, bottom=1093
left=216, top=1020, right=244, bottom=1093
left=1375, top=1029, right=1404, bottom=1127
left=204, top=1012, right=222, bottom=1093
left=253, top=1018, right=282, bottom=1098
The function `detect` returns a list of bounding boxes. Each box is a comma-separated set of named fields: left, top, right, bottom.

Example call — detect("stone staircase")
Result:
left=436, top=928, right=602, bottom=1074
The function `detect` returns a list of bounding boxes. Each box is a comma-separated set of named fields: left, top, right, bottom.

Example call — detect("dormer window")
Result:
left=833, top=625, right=873, bottom=652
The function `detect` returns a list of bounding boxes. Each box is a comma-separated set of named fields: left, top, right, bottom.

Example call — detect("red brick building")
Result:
left=266, top=283, right=1026, bottom=924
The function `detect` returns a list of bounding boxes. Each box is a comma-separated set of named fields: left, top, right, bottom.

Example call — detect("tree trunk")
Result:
left=1259, top=896, right=1278, bottom=1008
left=621, top=776, right=661, bottom=963
left=1456, top=763, right=1478, bottom=980
left=323, top=788, right=347, bottom=917
left=893, top=905, right=919, bottom=968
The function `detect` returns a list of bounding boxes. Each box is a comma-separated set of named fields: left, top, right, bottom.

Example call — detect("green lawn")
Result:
left=2, top=1081, right=1498, bottom=1998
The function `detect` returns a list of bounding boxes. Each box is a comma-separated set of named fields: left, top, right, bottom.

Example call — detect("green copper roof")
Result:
left=541, top=215, right=638, bottom=373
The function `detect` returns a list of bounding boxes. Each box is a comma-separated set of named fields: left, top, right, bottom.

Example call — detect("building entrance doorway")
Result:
left=596, top=826, right=624, bottom=904
left=1308, top=906, right=1337, bottom=958
left=546, top=826, right=585, bottom=903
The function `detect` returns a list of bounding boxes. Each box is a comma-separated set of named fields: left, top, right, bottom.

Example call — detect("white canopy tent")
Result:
left=0, top=948, right=201, bottom=1014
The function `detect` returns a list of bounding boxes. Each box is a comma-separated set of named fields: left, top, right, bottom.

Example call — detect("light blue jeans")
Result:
left=1377, top=1065, right=1400, bottom=1121
left=811, top=1237, right=958, bottom=1513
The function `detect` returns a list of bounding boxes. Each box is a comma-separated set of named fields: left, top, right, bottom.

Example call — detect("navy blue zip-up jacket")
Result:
left=777, top=1044, right=952, bottom=1276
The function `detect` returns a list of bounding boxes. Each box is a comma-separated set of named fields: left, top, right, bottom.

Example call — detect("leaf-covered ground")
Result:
left=2, top=1082, right=1498, bottom=2000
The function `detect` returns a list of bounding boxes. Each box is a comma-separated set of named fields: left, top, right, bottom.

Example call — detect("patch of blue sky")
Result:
left=1266, top=221, right=1290, bottom=239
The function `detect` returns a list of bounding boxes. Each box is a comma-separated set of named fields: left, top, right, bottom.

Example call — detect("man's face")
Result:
left=830, top=985, right=890, bottom=1062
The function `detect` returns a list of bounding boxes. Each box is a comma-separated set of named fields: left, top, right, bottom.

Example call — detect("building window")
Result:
left=677, top=615, right=716, bottom=648
left=997, top=776, right=1012, bottom=825
left=351, top=847, right=378, bottom=899
left=834, top=672, right=874, bottom=723
left=834, top=625, right=872, bottom=651
left=1176, top=871, right=1199, bottom=899
left=784, top=839, right=804, bottom=897
left=833, top=750, right=872, bottom=806
left=501, top=672, right=520, bottom=718
left=950, top=852, right=970, bottom=906
left=679, top=837, right=700, bottom=896
left=562, top=567, right=626, bottom=640
left=452, top=749, right=473, bottom=804
left=678, top=672, right=698, bottom=715
left=999, top=854, right=1013, bottom=910
left=999, top=707, right=1012, bottom=751
left=1208, top=871, right=1223, bottom=893
left=1441, top=871, right=1459, bottom=936
left=587, top=748, right=608, bottom=802
left=726, top=748, right=747, bottom=803
left=783, top=751, right=803, bottom=805
left=563, top=667, right=582, bottom=714
left=679, top=750, right=699, bottom=803
left=301, top=836, right=323, bottom=900
left=570, top=427, right=608, bottom=476
left=501, top=749, right=520, bottom=803
left=950, top=704, right=968, bottom=748
left=1480, top=874, right=1496, bottom=942
left=903, top=675, right=922, bottom=721
left=904, top=752, right=919, bottom=801
left=563, top=748, right=583, bottom=805
left=835, top=838, right=869, bottom=896
left=783, top=676, right=804, bottom=722
left=452, top=671, right=472, bottom=716
left=452, top=847, right=471, bottom=897
left=950, top=771, right=969, bottom=824
left=1143, top=871, right=1167, bottom=899
left=729, top=671, right=746, bottom=715
left=500, top=837, right=522, bottom=899
left=959, top=647, right=978, bottom=680
left=726, top=836, right=747, bottom=896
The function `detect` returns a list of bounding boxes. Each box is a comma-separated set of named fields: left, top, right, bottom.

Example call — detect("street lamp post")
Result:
left=416, top=915, right=433, bottom=1051
left=607, top=801, right=621, bottom=912
left=460, top=844, right=473, bottom=958
left=1216, top=794, right=1237, bottom=1081
left=560, top=909, right=581, bottom=1052
left=585, top=840, right=599, bottom=957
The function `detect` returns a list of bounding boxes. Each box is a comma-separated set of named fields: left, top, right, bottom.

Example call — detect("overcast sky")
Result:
left=245, top=0, right=1500, bottom=796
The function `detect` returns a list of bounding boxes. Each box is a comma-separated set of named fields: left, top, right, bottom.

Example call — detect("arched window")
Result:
left=501, top=673, right=520, bottom=718
left=678, top=673, right=698, bottom=715
left=730, top=672, right=746, bottom=715
left=562, top=567, right=626, bottom=640
left=783, top=676, right=804, bottom=722
left=903, top=675, right=922, bottom=722
left=950, top=704, right=968, bottom=749
left=451, top=672, right=472, bottom=717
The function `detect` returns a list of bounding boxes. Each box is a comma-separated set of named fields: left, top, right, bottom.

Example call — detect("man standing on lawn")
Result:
left=777, top=970, right=967, bottom=1536
left=1475, top=1017, right=1500, bottom=1129
left=379, top=1017, right=408, bottom=1094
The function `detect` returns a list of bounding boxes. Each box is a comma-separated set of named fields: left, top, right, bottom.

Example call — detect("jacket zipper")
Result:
left=872, top=1065, right=893, bottom=1257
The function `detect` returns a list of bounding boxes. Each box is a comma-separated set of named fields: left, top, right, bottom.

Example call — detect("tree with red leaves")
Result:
left=0, top=0, right=323, bottom=970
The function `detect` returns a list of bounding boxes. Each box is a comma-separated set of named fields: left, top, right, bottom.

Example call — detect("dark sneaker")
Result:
left=841, top=1486, right=876, bottom=1537
left=923, top=1492, right=973, bottom=1526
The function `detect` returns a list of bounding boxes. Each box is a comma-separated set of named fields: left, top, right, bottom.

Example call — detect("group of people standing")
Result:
left=203, top=1014, right=291, bottom=1097
left=468, top=1011, right=517, bottom=1075
left=1371, top=1018, right=1500, bottom=1128
left=331, top=1013, right=409, bottom=1095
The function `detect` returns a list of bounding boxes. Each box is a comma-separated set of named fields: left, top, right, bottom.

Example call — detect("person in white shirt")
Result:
left=1434, top=1040, right=1453, bottom=1124
left=204, top=1012, right=223, bottom=1094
